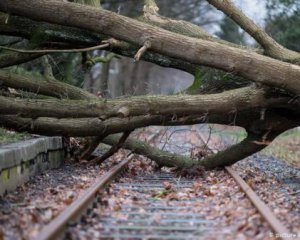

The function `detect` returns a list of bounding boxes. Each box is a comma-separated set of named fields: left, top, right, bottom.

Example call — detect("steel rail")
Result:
left=34, top=130, right=292, bottom=240
left=35, top=154, right=134, bottom=240
left=197, top=130, right=291, bottom=239
left=225, top=166, right=290, bottom=240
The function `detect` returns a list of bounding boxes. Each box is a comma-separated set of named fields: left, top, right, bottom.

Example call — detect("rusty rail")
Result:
left=35, top=155, right=134, bottom=240
left=34, top=130, right=292, bottom=239
left=197, top=129, right=291, bottom=238
left=225, top=166, right=290, bottom=240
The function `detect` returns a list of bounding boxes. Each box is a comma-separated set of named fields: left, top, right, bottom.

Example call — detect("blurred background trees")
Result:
left=265, top=0, right=300, bottom=52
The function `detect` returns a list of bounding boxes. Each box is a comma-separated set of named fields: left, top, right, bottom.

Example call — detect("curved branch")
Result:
left=0, top=43, right=109, bottom=54
left=103, top=133, right=195, bottom=168
left=197, top=132, right=279, bottom=168
left=0, top=52, right=44, bottom=68
left=102, top=131, right=282, bottom=169
left=0, top=70, right=96, bottom=100
left=207, top=0, right=300, bottom=63
left=141, top=0, right=261, bottom=53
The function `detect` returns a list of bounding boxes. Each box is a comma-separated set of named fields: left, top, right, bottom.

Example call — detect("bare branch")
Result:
left=134, top=40, right=151, bottom=62
left=0, top=52, right=43, bottom=68
left=0, top=86, right=287, bottom=119
left=0, top=70, right=96, bottom=100
left=2, top=0, right=299, bottom=93
left=141, top=0, right=260, bottom=52
left=198, top=131, right=280, bottom=168
left=102, top=131, right=283, bottom=169
left=0, top=43, right=109, bottom=54
left=207, top=0, right=300, bottom=63
left=0, top=109, right=298, bottom=137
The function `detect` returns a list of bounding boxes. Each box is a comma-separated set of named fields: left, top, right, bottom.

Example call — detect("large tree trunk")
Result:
left=0, top=85, right=287, bottom=119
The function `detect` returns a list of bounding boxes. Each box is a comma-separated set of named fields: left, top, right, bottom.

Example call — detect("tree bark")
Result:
left=0, top=13, right=198, bottom=76
left=0, top=70, right=96, bottom=100
left=102, top=131, right=282, bottom=169
left=0, top=109, right=297, bottom=137
left=1, top=0, right=300, bottom=94
left=0, top=52, right=43, bottom=68
left=207, top=0, right=300, bottom=63
left=0, top=86, right=288, bottom=119
left=0, top=0, right=299, bottom=169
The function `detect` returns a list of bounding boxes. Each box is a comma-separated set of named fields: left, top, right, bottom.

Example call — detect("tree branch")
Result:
left=134, top=40, right=151, bottom=62
left=141, top=0, right=261, bottom=53
left=0, top=86, right=288, bottom=119
left=0, top=109, right=297, bottom=137
left=0, top=43, right=109, bottom=54
left=1, top=0, right=299, bottom=94
left=207, top=0, right=300, bottom=63
left=197, top=132, right=279, bottom=168
left=0, top=70, right=96, bottom=100
left=0, top=52, right=44, bottom=68
left=103, top=133, right=195, bottom=168
left=102, top=130, right=283, bottom=169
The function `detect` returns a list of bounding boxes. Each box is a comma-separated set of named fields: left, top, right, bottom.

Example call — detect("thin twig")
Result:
left=134, top=40, right=151, bottom=62
left=0, top=43, right=109, bottom=54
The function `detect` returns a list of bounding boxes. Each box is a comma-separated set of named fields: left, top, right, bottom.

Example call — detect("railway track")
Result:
left=35, top=143, right=291, bottom=240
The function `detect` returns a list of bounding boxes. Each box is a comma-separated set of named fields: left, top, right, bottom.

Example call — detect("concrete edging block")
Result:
left=0, top=137, right=65, bottom=195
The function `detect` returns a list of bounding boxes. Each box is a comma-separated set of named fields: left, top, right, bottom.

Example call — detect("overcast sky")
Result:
left=234, top=0, right=267, bottom=26
left=205, top=0, right=267, bottom=44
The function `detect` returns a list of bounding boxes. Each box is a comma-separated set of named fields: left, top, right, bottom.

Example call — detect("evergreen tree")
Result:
left=216, top=16, right=245, bottom=45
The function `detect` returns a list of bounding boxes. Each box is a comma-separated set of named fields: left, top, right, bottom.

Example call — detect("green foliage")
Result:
left=265, top=0, right=300, bottom=51
left=196, top=68, right=249, bottom=94
left=73, top=0, right=101, bottom=7
left=85, top=52, right=118, bottom=67
left=266, top=0, right=299, bottom=14
left=263, top=128, right=300, bottom=167
left=216, top=17, right=245, bottom=45
left=51, top=52, right=84, bottom=87
left=184, top=68, right=203, bottom=94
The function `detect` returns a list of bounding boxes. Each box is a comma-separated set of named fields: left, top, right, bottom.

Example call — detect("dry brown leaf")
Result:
left=163, top=181, right=173, bottom=190
left=203, top=188, right=215, bottom=197
left=62, top=198, right=73, bottom=205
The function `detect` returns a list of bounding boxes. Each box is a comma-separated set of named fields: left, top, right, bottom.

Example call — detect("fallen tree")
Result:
left=0, top=0, right=299, bottom=169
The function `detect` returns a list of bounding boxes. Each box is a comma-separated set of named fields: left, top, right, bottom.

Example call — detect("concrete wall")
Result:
left=0, top=137, right=64, bottom=195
